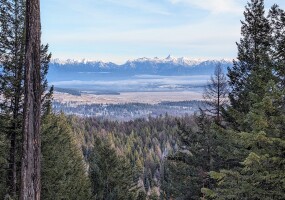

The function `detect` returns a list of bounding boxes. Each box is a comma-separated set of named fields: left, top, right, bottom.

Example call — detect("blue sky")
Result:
left=41, top=0, right=285, bottom=64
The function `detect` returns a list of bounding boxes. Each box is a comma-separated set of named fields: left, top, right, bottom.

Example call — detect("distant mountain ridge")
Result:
left=47, top=56, right=233, bottom=83
left=50, top=55, right=232, bottom=67
left=46, top=56, right=233, bottom=92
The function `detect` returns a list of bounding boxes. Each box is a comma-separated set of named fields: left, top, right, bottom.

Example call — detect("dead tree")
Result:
left=20, top=0, right=42, bottom=199
left=203, top=64, right=228, bottom=124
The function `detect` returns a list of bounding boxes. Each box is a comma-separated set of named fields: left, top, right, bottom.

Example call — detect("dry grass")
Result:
left=53, top=91, right=203, bottom=105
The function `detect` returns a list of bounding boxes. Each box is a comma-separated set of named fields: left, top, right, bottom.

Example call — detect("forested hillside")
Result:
left=159, top=0, right=285, bottom=199
left=68, top=115, right=192, bottom=198
left=0, top=0, right=284, bottom=199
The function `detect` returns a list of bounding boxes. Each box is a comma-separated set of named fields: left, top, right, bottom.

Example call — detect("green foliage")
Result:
left=204, top=1, right=285, bottom=199
left=161, top=158, right=200, bottom=200
left=136, top=190, right=147, bottom=200
left=0, top=0, right=52, bottom=198
left=0, top=0, right=25, bottom=197
left=89, top=136, right=137, bottom=199
left=227, top=0, right=273, bottom=120
left=0, top=115, right=9, bottom=198
left=162, top=2, right=285, bottom=199
left=0, top=0, right=284, bottom=199
left=70, top=115, right=181, bottom=198
left=41, top=114, right=91, bottom=200
left=160, top=111, right=231, bottom=199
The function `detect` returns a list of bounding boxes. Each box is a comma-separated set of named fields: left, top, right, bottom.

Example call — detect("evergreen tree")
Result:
left=41, top=113, right=91, bottom=200
left=203, top=1, right=285, bottom=199
left=227, top=0, right=273, bottom=131
left=0, top=0, right=52, bottom=198
left=0, top=0, right=25, bottom=197
left=269, top=4, right=285, bottom=88
left=206, top=83, right=285, bottom=199
left=0, top=115, right=9, bottom=197
left=89, top=136, right=137, bottom=200
left=136, top=190, right=147, bottom=200
left=160, top=113, right=230, bottom=199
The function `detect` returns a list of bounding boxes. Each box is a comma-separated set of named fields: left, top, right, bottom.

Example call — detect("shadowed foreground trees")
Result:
left=161, top=1, right=285, bottom=199
left=0, top=0, right=91, bottom=199
left=0, top=0, right=25, bottom=197
left=41, top=114, right=91, bottom=200
left=89, top=137, right=137, bottom=200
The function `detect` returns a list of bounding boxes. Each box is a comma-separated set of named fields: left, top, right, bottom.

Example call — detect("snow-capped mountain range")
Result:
left=50, top=55, right=232, bottom=67
left=47, top=56, right=233, bottom=92
left=48, top=56, right=233, bottom=84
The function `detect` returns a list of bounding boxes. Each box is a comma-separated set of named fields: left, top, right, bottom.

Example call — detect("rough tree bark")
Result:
left=20, top=0, right=42, bottom=199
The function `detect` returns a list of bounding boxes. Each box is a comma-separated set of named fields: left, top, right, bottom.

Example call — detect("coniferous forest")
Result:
left=0, top=0, right=285, bottom=199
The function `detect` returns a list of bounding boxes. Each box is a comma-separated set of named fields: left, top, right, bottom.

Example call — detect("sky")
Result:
left=41, top=0, right=285, bottom=64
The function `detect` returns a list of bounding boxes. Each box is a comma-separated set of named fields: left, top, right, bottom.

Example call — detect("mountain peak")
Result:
left=166, top=55, right=174, bottom=60
left=50, top=57, right=233, bottom=67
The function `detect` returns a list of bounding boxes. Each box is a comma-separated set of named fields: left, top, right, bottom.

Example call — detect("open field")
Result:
left=53, top=91, right=204, bottom=105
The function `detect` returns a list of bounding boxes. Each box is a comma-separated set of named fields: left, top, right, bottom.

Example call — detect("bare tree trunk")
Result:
left=20, top=0, right=42, bottom=199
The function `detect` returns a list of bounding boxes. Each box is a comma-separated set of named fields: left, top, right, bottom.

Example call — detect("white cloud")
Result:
left=42, top=0, right=244, bottom=62
left=43, top=16, right=240, bottom=63
left=169, top=0, right=244, bottom=14
left=103, top=0, right=171, bottom=15
left=45, top=17, right=240, bottom=46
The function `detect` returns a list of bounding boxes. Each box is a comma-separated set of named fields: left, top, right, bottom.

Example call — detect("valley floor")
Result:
left=53, top=91, right=203, bottom=105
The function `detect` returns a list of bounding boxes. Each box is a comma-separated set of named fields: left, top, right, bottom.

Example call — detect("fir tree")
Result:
left=227, top=0, right=273, bottom=131
left=89, top=136, right=137, bottom=200
left=203, top=1, right=285, bottom=199
left=161, top=113, right=229, bottom=199
left=41, top=113, right=91, bottom=200
left=0, top=0, right=25, bottom=197
left=269, top=4, right=285, bottom=88
left=0, top=0, right=52, bottom=198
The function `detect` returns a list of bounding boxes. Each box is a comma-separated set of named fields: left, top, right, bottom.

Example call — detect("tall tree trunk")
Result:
left=20, top=0, right=42, bottom=199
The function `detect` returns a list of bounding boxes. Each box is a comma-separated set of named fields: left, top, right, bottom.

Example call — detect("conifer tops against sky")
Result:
left=41, top=0, right=285, bottom=63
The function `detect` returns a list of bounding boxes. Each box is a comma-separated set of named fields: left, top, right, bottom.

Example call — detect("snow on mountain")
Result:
left=48, top=56, right=233, bottom=83
left=51, top=56, right=232, bottom=67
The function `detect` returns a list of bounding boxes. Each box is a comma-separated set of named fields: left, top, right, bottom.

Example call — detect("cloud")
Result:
left=46, top=18, right=240, bottom=45
left=42, top=0, right=244, bottom=63
left=107, top=0, right=171, bottom=15
left=43, top=16, right=240, bottom=63
left=169, top=0, right=243, bottom=14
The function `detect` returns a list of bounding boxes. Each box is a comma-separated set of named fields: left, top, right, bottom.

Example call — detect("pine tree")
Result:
left=206, top=83, right=285, bottom=199
left=1, top=0, right=51, bottom=198
left=269, top=4, right=285, bottom=88
left=0, top=115, right=9, bottom=197
left=41, top=113, right=91, bottom=200
left=203, top=1, right=285, bottom=199
left=0, top=0, right=25, bottom=197
left=89, top=136, right=137, bottom=200
left=160, top=113, right=229, bottom=199
left=227, top=0, right=273, bottom=131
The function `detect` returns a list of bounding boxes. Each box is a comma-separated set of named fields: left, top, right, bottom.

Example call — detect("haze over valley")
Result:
left=49, top=56, right=231, bottom=119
